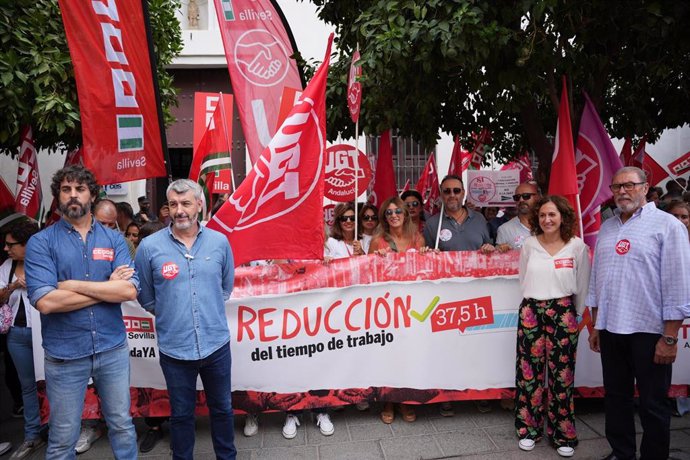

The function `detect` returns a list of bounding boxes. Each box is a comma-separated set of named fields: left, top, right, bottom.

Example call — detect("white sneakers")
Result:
left=282, top=413, right=335, bottom=439
left=282, top=414, right=300, bottom=439
left=518, top=438, right=536, bottom=451
left=557, top=446, right=575, bottom=457
left=518, top=439, right=574, bottom=457
left=243, top=414, right=259, bottom=437
left=315, top=413, right=334, bottom=436
left=75, top=424, right=103, bottom=453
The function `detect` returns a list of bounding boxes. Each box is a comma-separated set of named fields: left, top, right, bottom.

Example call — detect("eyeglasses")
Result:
left=405, top=200, right=420, bottom=208
left=4, top=241, right=22, bottom=248
left=385, top=208, right=404, bottom=217
left=362, top=215, right=378, bottom=222
left=512, top=193, right=536, bottom=201
left=125, top=232, right=139, bottom=238
left=609, top=182, right=646, bottom=192
left=442, top=188, right=463, bottom=195
left=339, top=215, right=356, bottom=223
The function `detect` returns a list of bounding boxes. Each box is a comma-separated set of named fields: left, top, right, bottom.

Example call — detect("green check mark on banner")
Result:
left=410, top=296, right=441, bottom=322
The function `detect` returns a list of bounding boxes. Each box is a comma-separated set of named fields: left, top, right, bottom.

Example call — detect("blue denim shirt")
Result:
left=135, top=225, right=234, bottom=360
left=25, top=217, right=139, bottom=360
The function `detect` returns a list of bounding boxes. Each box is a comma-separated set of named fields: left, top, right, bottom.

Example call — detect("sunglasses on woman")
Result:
left=339, top=215, right=356, bottom=222
left=362, top=215, right=378, bottom=222
left=405, top=200, right=420, bottom=208
left=384, top=208, right=404, bottom=217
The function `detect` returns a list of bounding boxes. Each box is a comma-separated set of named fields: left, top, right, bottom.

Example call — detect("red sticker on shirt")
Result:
left=92, top=248, right=114, bottom=261
left=161, top=262, right=179, bottom=280
left=554, top=258, right=574, bottom=269
left=615, top=239, right=631, bottom=255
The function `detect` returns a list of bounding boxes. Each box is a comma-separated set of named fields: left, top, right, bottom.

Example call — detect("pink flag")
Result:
left=347, top=49, right=362, bottom=123
left=15, top=127, right=44, bottom=222
left=368, top=130, right=397, bottom=206
left=213, top=0, right=303, bottom=165
left=448, top=136, right=470, bottom=176
left=548, top=77, right=580, bottom=233
left=207, top=35, right=333, bottom=266
left=501, top=151, right=533, bottom=183
left=416, top=152, right=441, bottom=216
left=575, top=92, right=624, bottom=247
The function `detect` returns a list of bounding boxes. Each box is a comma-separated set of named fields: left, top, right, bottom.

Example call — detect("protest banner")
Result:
left=31, top=252, right=690, bottom=418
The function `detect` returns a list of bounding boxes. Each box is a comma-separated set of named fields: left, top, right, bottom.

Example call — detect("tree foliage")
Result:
left=0, top=0, right=183, bottom=155
left=307, top=0, right=690, bottom=181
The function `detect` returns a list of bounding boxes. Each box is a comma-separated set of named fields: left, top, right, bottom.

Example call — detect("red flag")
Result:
left=367, top=130, right=397, bottom=206
left=643, top=155, right=670, bottom=187
left=347, top=49, right=363, bottom=123
left=575, top=92, right=624, bottom=247
left=207, top=35, right=334, bottom=266
left=58, top=0, right=167, bottom=184
left=668, top=150, right=690, bottom=177
left=192, top=93, right=234, bottom=195
left=631, top=136, right=647, bottom=168
left=500, top=151, right=534, bottom=183
left=619, top=137, right=632, bottom=166
left=469, top=128, right=491, bottom=170
left=548, top=77, right=580, bottom=229
left=14, top=127, right=44, bottom=222
left=448, top=136, right=470, bottom=176
left=45, top=148, right=84, bottom=227
left=0, top=177, right=23, bottom=230
left=416, top=152, right=441, bottom=216
left=213, top=0, right=303, bottom=165
left=189, top=100, right=234, bottom=214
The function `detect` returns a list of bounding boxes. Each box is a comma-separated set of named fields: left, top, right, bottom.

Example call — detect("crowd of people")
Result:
left=0, top=164, right=689, bottom=459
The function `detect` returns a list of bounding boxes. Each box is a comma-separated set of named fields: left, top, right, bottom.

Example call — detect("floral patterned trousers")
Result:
left=515, top=296, right=579, bottom=447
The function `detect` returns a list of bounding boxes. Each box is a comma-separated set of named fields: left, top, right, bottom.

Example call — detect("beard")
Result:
left=172, top=213, right=194, bottom=230
left=59, top=198, right=89, bottom=219
left=615, top=195, right=644, bottom=215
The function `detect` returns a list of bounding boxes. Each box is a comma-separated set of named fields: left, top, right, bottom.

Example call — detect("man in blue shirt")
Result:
left=135, top=179, right=236, bottom=460
left=588, top=166, right=690, bottom=460
left=25, top=165, right=139, bottom=459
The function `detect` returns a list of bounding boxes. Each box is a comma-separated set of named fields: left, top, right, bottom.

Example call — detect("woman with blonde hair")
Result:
left=368, top=196, right=426, bottom=255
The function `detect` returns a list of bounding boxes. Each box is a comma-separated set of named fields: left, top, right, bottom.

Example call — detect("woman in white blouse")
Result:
left=1, top=220, right=45, bottom=457
left=325, top=202, right=366, bottom=259
left=515, top=195, right=591, bottom=458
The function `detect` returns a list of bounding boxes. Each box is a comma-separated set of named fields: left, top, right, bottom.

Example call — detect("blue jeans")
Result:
left=7, top=327, right=42, bottom=440
left=159, top=342, right=236, bottom=460
left=44, top=343, right=136, bottom=460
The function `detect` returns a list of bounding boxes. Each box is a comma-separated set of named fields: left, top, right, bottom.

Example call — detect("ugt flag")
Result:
left=575, top=92, right=623, bottom=247
left=207, top=35, right=334, bottom=266
left=368, top=130, right=397, bottom=206
left=15, top=127, right=44, bottom=222
left=58, top=0, right=167, bottom=184
left=548, top=76, right=580, bottom=232
left=416, top=152, right=441, bottom=216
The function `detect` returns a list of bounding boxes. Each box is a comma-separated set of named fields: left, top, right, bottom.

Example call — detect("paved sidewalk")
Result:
left=3, top=394, right=690, bottom=460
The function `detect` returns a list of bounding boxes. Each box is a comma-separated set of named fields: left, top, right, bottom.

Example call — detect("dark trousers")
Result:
left=600, top=330, right=671, bottom=460
left=159, top=343, right=236, bottom=460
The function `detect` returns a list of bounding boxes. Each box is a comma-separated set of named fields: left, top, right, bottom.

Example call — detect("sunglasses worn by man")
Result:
left=442, top=188, right=463, bottom=195
left=513, top=193, right=536, bottom=201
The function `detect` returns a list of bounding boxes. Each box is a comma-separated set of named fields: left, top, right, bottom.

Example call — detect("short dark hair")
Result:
left=138, top=196, right=149, bottom=203
left=440, top=175, right=464, bottom=189
left=530, top=195, right=577, bottom=242
left=5, top=220, right=39, bottom=245
left=50, top=165, right=100, bottom=200
left=116, top=201, right=135, bottom=220
left=139, top=221, right=167, bottom=240
left=400, top=190, right=423, bottom=203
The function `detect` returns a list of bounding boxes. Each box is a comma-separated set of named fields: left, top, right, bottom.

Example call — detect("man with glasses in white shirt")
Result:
left=587, top=166, right=690, bottom=460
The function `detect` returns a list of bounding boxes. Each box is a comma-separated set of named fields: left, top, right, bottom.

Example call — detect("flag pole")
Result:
left=218, top=92, right=236, bottom=192
left=575, top=194, right=584, bottom=237
left=354, top=120, right=359, bottom=241
left=434, top=201, right=445, bottom=250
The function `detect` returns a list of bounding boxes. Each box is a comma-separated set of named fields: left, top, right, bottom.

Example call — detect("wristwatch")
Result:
left=663, top=335, right=679, bottom=345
